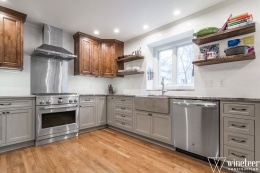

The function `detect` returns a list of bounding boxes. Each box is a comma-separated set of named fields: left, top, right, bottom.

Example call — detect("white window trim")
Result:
left=152, top=38, right=194, bottom=91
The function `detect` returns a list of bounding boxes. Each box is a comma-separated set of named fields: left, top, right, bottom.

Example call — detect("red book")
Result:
left=228, top=14, right=252, bottom=22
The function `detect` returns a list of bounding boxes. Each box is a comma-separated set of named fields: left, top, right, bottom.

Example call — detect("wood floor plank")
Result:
left=0, top=129, right=231, bottom=173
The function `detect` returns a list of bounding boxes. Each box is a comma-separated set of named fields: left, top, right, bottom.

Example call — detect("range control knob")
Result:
left=69, top=99, right=73, bottom=103
left=46, top=100, right=51, bottom=104
left=39, top=101, right=45, bottom=105
left=74, top=99, right=78, bottom=103
left=58, top=99, right=63, bottom=104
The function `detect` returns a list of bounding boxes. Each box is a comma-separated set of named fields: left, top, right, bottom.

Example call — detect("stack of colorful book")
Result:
left=226, top=13, right=253, bottom=30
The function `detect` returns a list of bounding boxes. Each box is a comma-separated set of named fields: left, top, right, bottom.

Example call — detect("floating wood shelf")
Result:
left=192, top=23, right=255, bottom=45
left=117, top=71, right=144, bottom=77
left=117, top=55, right=144, bottom=63
left=192, top=53, right=255, bottom=66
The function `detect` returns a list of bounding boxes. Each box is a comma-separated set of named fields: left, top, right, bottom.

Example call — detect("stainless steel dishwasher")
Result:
left=172, top=99, right=219, bottom=158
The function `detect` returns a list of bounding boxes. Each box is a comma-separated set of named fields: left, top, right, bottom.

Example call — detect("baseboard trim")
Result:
left=79, top=125, right=107, bottom=134
left=0, top=140, right=35, bottom=154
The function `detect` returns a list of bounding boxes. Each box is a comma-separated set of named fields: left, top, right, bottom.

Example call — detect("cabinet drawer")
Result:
left=114, top=119, right=132, bottom=131
left=223, top=103, right=255, bottom=117
left=224, top=131, right=254, bottom=151
left=114, top=97, right=133, bottom=105
left=115, top=112, right=132, bottom=122
left=224, top=117, right=254, bottom=135
left=80, top=96, right=95, bottom=103
left=115, top=105, right=133, bottom=114
left=224, top=145, right=254, bottom=161
left=0, top=100, right=33, bottom=109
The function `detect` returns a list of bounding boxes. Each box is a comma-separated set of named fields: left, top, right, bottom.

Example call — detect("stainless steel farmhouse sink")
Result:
left=135, top=95, right=169, bottom=114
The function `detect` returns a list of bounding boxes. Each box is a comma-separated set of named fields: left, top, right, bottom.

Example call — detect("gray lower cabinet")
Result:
left=134, top=110, right=172, bottom=144
left=0, top=98, right=35, bottom=148
left=79, top=103, right=96, bottom=129
left=135, top=111, right=151, bottom=136
left=79, top=96, right=106, bottom=130
left=6, top=108, right=34, bottom=143
left=0, top=113, right=6, bottom=145
left=107, top=96, right=114, bottom=125
left=96, top=97, right=106, bottom=125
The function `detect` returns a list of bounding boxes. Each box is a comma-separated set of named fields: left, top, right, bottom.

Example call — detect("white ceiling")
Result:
left=1, top=0, right=227, bottom=41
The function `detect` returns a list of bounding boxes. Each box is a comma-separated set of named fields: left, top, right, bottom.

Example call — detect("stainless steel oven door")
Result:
left=36, top=104, right=79, bottom=140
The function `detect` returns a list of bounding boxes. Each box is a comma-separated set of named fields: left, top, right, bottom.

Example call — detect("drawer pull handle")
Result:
left=85, top=99, right=91, bottom=101
left=148, top=113, right=152, bottom=116
left=121, top=115, right=126, bottom=117
left=121, top=99, right=125, bottom=101
left=231, top=138, right=246, bottom=143
left=120, top=122, right=125, bottom=125
left=232, top=108, right=246, bottom=111
left=121, top=107, right=125, bottom=110
left=231, top=153, right=246, bottom=159
left=230, top=124, right=246, bottom=129
left=0, top=103, right=12, bottom=106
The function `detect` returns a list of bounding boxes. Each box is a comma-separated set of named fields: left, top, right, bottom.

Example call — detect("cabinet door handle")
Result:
left=121, top=114, right=126, bottom=117
left=6, top=112, right=10, bottom=114
left=85, top=99, right=91, bottom=101
left=148, top=113, right=152, bottom=116
left=230, top=124, right=246, bottom=129
left=232, top=108, right=246, bottom=111
left=121, top=99, right=125, bottom=101
left=231, top=138, right=246, bottom=143
left=121, top=107, right=125, bottom=110
left=0, top=103, right=12, bottom=106
left=2, top=112, right=6, bottom=114
left=231, top=153, right=246, bottom=159
left=120, top=122, right=125, bottom=125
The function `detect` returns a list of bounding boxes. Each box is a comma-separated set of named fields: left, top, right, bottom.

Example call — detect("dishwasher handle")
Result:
left=173, top=101, right=217, bottom=108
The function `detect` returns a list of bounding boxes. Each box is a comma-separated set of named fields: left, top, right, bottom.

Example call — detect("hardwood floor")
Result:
left=0, top=129, right=231, bottom=173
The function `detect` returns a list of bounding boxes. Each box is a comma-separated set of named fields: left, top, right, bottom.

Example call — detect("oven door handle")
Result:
left=40, top=105, right=78, bottom=110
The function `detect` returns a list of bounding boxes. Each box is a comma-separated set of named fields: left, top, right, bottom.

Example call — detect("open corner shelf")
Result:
left=192, top=23, right=255, bottom=45
left=117, top=71, right=144, bottom=77
left=192, top=53, right=255, bottom=66
left=117, top=55, right=144, bottom=63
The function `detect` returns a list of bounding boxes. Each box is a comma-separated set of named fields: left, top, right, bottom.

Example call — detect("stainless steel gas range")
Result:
left=35, top=94, right=79, bottom=146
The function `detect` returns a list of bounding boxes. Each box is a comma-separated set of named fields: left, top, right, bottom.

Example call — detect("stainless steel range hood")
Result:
left=31, top=24, right=77, bottom=59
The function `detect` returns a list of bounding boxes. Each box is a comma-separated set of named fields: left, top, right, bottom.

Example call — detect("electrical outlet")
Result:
left=219, top=79, right=225, bottom=87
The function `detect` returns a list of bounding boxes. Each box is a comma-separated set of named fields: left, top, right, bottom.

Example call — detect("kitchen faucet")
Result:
left=161, top=77, right=167, bottom=96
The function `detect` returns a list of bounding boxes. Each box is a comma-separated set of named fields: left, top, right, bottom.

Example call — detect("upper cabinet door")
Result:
left=80, top=38, right=92, bottom=75
left=102, top=42, right=115, bottom=77
left=91, top=40, right=101, bottom=76
left=0, top=7, right=26, bottom=70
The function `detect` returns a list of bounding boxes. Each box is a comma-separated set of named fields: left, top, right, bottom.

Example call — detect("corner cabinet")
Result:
left=73, top=32, right=124, bottom=77
left=0, top=6, right=27, bottom=70
left=101, top=39, right=124, bottom=77
left=73, top=32, right=101, bottom=76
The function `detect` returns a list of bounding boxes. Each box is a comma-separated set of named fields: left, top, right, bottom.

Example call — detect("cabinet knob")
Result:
left=148, top=113, right=152, bottom=116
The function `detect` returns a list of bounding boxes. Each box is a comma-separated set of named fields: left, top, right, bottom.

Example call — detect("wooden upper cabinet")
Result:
left=0, top=6, right=27, bottom=70
left=73, top=32, right=124, bottom=77
left=101, top=39, right=124, bottom=77
left=73, top=32, right=101, bottom=76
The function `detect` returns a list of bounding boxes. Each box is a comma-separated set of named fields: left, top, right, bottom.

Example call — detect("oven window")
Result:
left=42, top=111, right=76, bottom=128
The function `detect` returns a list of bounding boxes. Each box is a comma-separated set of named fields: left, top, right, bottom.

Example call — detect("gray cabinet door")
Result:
left=96, top=97, right=106, bottom=125
left=134, top=111, right=151, bottom=136
left=0, top=113, right=6, bottom=145
left=79, top=103, right=96, bottom=129
left=107, top=96, right=114, bottom=125
left=6, top=108, right=34, bottom=143
left=151, top=113, right=171, bottom=142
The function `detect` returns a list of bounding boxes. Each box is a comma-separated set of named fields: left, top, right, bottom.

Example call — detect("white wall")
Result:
left=0, top=23, right=111, bottom=96
left=113, top=0, right=260, bottom=98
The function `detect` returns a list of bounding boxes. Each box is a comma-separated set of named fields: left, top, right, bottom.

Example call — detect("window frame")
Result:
left=153, top=38, right=195, bottom=91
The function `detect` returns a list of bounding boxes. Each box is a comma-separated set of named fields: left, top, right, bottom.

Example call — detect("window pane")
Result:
left=176, top=44, right=194, bottom=84
left=158, top=49, right=173, bottom=85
